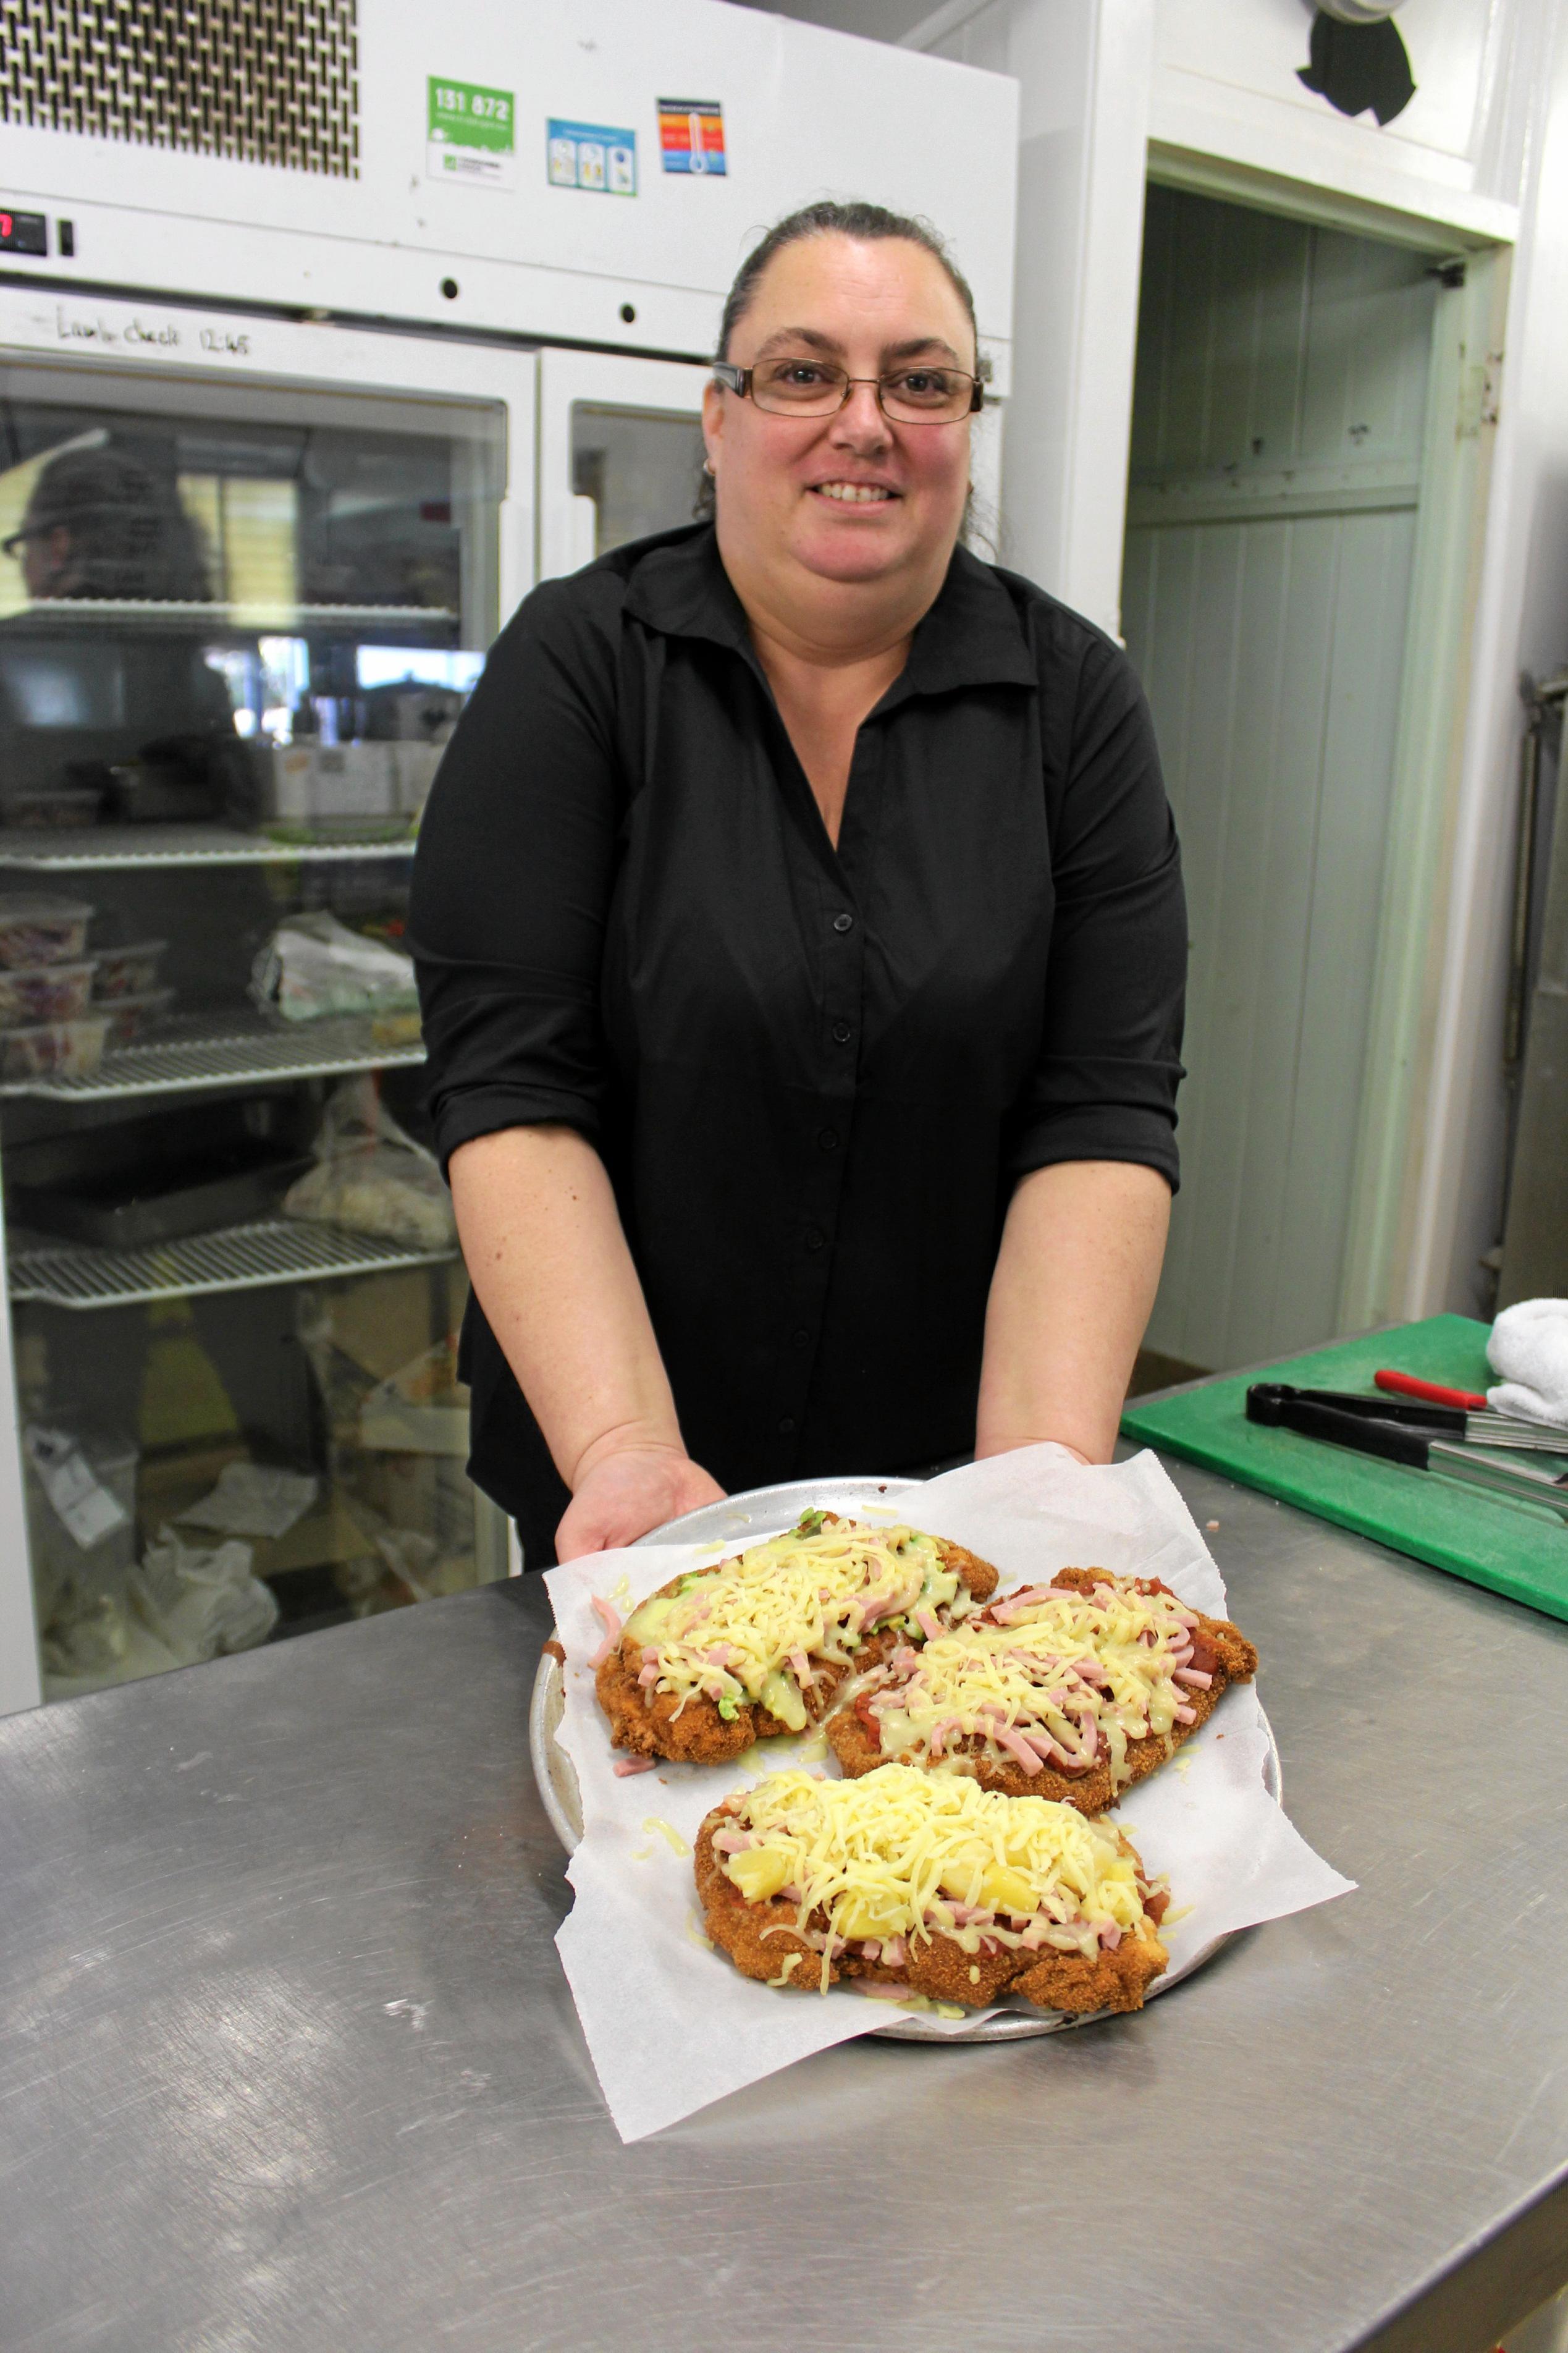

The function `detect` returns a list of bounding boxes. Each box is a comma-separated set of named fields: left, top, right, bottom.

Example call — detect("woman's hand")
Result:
left=555, top=1440, right=727, bottom=1560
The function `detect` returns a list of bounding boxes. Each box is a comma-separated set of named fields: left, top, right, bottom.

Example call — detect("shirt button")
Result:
left=791, top=1327, right=811, bottom=1348
left=804, top=1227, right=825, bottom=1252
left=832, top=912, right=854, bottom=934
left=818, top=1127, right=839, bottom=1152
left=778, top=1415, right=796, bottom=1436
left=831, top=1019, right=852, bottom=1044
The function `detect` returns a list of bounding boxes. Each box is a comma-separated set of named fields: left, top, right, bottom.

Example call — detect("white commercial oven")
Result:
left=0, top=0, right=1018, bottom=1711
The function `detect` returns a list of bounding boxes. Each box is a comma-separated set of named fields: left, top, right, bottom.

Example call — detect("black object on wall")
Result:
left=1298, top=12, right=1416, bottom=125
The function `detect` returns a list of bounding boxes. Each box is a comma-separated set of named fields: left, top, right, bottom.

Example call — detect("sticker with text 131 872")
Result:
left=428, top=77, right=515, bottom=190
left=658, top=99, right=725, bottom=175
left=547, top=119, right=636, bottom=196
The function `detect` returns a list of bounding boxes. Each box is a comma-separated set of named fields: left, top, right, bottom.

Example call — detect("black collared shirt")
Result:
left=411, top=525, right=1185, bottom=1537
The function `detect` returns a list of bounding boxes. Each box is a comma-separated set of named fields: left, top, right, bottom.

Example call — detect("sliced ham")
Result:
left=588, top=1594, right=622, bottom=1669
left=995, top=1724, right=1045, bottom=1775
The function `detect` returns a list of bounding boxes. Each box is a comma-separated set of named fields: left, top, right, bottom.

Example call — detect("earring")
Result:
left=702, top=458, right=715, bottom=477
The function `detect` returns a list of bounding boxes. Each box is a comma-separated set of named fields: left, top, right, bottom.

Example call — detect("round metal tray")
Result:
left=531, top=1474, right=1281, bottom=2043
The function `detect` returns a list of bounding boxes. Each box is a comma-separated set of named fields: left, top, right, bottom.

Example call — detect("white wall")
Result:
left=928, top=1, right=1152, bottom=630
left=1149, top=0, right=1534, bottom=241
left=1409, top=2, right=1568, bottom=1317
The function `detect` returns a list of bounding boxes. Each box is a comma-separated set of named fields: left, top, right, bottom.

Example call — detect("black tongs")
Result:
left=1246, top=1384, right=1568, bottom=1525
left=1255, top=1384, right=1568, bottom=1450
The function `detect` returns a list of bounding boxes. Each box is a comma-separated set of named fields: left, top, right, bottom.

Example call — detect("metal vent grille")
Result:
left=0, top=1, right=359, bottom=179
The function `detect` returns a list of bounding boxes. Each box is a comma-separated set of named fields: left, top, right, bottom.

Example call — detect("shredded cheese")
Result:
left=859, top=1574, right=1204, bottom=1791
left=641, top=1816, right=690, bottom=1858
left=623, top=1514, right=972, bottom=1729
left=719, top=1764, right=1160, bottom=1993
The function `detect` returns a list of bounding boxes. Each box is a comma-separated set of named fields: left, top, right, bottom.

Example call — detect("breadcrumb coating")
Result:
left=694, top=1807, right=1168, bottom=2014
left=826, top=1566, right=1257, bottom=1811
left=597, top=1527, right=997, bottom=1765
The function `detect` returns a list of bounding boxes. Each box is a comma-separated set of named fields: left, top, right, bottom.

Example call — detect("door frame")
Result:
left=536, top=348, right=713, bottom=586
left=1139, top=159, right=1508, bottom=1346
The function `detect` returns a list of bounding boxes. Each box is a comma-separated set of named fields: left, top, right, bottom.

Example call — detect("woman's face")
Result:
left=703, top=234, right=976, bottom=598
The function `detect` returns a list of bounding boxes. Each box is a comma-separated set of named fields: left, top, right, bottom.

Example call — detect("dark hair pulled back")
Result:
left=695, top=200, right=984, bottom=529
left=716, top=198, right=979, bottom=365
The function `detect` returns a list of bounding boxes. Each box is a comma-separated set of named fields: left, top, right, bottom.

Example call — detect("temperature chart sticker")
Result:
left=547, top=120, right=637, bottom=196
left=658, top=99, right=726, bottom=175
left=428, top=77, right=515, bottom=190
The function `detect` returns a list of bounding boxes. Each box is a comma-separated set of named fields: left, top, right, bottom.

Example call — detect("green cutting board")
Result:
left=1121, top=1314, right=1568, bottom=1624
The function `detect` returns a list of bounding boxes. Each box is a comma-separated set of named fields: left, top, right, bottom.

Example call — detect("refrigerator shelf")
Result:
left=9, top=1217, right=457, bottom=1310
left=0, top=824, right=418, bottom=869
left=1, top=599, right=457, bottom=631
left=0, top=1013, right=424, bottom=1102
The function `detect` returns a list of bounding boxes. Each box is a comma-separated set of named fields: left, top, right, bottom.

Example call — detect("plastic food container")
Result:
left=93, top=941, right=167, bottom=1001
left=0, top=895, right=95, bottom=970
left=101, top=988, right=175, bottom=1050
left=2, top=1015, right=111, bottom=1083
left=6, top=787, right=103, bottom=830
left=0, top=961, right=98, bottom=1028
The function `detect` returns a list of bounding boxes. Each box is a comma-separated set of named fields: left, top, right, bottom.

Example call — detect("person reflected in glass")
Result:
left=0, top=442, right=247, bottom=825
left=4, top=444, right=212, bottom=604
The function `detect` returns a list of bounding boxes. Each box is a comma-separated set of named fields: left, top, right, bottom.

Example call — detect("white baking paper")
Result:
left=546, top=1445, right=1355, bottom=2143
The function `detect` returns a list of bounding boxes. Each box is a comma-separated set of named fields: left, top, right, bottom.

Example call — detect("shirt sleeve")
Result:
left=1006, top=625, right=1187, bottom=1191
left=408, top=571, right=624, bottom=1171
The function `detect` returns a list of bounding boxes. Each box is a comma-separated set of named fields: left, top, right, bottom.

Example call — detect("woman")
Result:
left=411, top=200, right=1185, bottom=1566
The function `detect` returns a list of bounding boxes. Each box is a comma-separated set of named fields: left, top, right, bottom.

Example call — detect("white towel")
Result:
left=1486, top=1298, right=1568, bottom=1426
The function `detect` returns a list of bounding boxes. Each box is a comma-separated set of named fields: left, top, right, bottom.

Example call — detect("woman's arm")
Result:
left=975, top=1159, right=1171, bottom=1465
left=450, top=1125, right=723, bottom=1556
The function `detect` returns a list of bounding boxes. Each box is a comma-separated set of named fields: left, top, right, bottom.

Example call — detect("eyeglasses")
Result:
left=712, top=356, right=983, bottom=425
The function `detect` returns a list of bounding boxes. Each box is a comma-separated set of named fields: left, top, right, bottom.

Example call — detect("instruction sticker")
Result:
left=658, top=99, right=726, bottom=175
left=547, top=119, right=636, bottom=196
left=428, top=77, right=515, bottom=190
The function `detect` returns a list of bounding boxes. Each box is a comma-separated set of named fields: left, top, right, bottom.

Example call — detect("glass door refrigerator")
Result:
left=0, top=297, right=536, bottom=1708
left=0, top=0, right=1020, bottom=1715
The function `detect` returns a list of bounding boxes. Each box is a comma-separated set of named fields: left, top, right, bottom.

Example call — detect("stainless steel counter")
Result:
left=3, top=1456, right=1567, bottom=2353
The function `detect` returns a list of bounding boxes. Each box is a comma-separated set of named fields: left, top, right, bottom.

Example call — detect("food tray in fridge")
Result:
left=0, top=895, right=95, bottom=969
left=1, top=1015, right=109, bottom=1083
left=9, top=1134, right=313, bottom=1251
left=93, top=940, right=167, bottom=1000
left=6, top=787, right=103, bottom=830
left=0, top=960, right=98, bottom=1028
left=101, top=988, right=176, bottom=1049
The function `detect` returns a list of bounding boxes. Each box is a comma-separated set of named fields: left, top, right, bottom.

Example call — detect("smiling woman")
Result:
left=410, top=201, right=1189, bottom=1569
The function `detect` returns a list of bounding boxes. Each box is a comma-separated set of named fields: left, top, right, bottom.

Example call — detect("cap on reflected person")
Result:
left=16, top=446, right=163, bottom=541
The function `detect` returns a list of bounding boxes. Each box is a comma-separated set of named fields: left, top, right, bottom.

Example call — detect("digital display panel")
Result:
left=0, top=210, right=47, bottom=256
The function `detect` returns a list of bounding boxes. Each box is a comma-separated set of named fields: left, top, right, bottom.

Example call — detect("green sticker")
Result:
left=427, top=77, right=515, bottom=190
